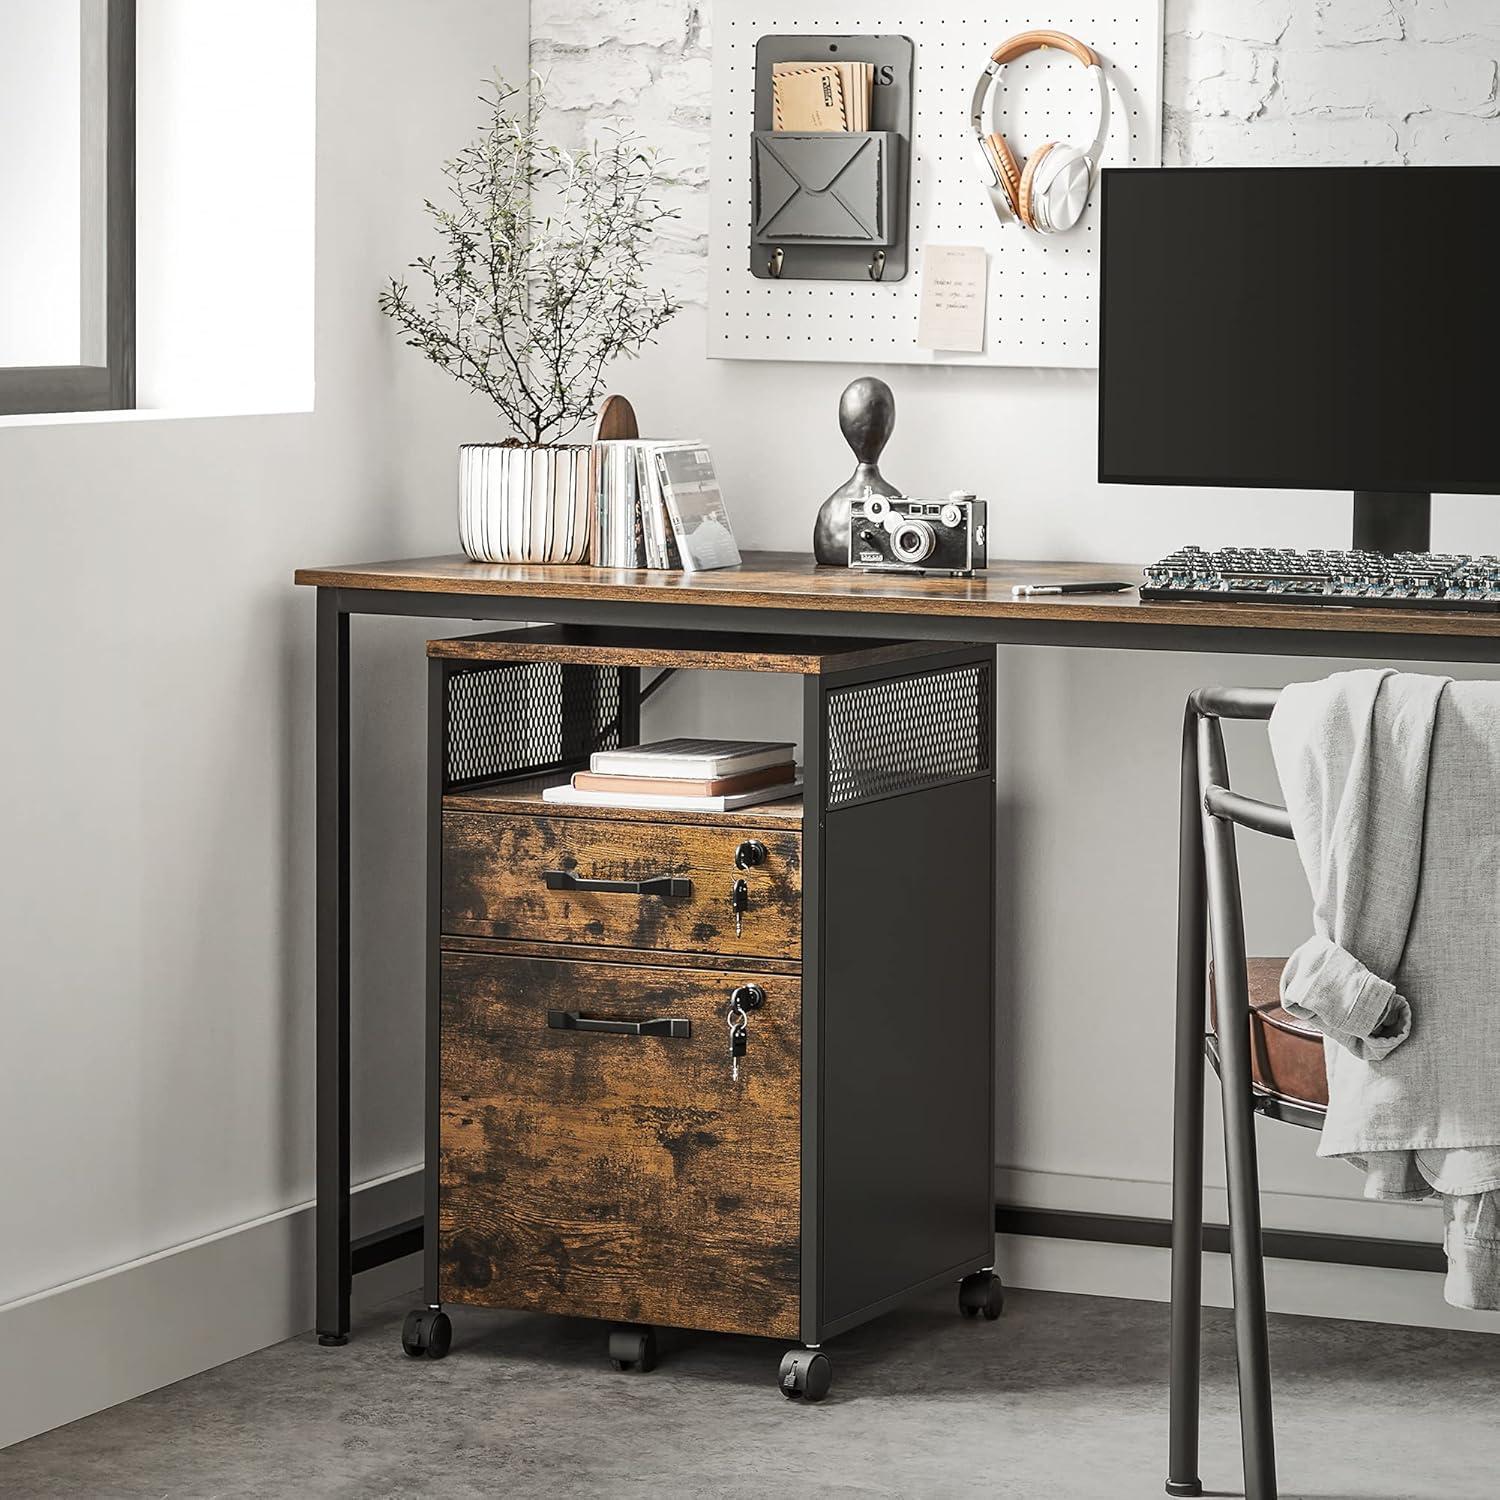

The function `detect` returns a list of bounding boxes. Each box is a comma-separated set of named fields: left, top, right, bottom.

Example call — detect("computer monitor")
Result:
left=1097, top=166, right=1500, bottom=553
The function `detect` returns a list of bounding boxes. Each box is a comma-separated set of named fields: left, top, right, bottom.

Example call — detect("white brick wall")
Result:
left=532, top=0, right=1500, bottom=303
left=532, top=0, right=711, bottom=299
left=1164, top=0, right=1500, bottom=166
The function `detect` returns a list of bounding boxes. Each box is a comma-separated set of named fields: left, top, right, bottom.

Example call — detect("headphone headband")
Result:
left=991, top=29, right=1098, bottom=69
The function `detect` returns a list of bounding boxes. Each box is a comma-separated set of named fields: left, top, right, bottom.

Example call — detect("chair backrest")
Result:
left=1186, top=687, right=1326, bottom=1127
left=1189, top=686, right=1291, bottom=843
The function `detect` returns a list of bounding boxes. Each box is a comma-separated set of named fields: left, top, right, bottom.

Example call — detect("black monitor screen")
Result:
left=1098, top=166, right=1500, bottom=496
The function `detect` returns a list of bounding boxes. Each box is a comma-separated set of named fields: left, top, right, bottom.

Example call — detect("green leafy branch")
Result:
left=380, top=75, right=680, bottom=445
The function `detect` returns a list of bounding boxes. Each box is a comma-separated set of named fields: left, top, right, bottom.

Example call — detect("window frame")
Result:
left=0, top=0, right=135, bottom=416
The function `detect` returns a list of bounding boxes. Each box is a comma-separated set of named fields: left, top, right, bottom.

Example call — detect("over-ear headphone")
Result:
left=970, top=29, right=1110, bottom=233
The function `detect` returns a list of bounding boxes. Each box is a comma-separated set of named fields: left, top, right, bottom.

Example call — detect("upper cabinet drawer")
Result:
left=442, top=811, right=802, bottom=959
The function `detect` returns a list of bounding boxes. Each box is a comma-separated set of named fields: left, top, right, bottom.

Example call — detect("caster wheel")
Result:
left=607, top=1325, right=657, bottom=1373
left=778, top=1349, right=832, bottom=1402
left=958, top=1271, right=1004, bottom=1321
left=401, top=1309, right=452, bottom=1359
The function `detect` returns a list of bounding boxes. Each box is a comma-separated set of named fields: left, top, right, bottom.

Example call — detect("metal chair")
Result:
left=1166, top=687, right=1329, bottom=1500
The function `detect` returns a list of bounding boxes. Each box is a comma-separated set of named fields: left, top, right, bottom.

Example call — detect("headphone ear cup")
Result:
left=1017, top=141, right=1057, bottom=231
left=983, top=133, right=1023, bottom=219
left=1030, top=143, right=1092, bottom=233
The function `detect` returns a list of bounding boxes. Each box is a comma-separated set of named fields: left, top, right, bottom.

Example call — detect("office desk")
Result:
left=294, top=551, right=1500, bottom=1343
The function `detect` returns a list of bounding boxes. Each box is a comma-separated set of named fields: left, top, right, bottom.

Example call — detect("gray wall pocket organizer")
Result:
left=751, top=34, right=914, bottom=282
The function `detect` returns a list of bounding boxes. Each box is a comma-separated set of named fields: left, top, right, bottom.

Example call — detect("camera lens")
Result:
left=892, top=519, right=937, bottom=564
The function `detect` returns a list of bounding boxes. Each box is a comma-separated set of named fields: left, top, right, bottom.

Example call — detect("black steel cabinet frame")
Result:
left=410, top=634, right=995, bottom=1349
left=799, top=643, right=997, bottom=1342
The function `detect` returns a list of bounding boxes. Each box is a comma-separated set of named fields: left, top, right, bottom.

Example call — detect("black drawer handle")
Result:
left=547, top=1010, right=691, bottom=1039
left=543, top=870, right=692, bottom=899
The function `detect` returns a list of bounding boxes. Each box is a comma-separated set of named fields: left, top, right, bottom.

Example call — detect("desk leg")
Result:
left=316, top=589, right=351, bottom=1345
left=1166, top=705, right=1207, bottom=1497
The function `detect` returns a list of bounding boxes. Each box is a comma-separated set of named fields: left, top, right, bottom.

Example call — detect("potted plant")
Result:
left=380, top=77, right=680, bottom=564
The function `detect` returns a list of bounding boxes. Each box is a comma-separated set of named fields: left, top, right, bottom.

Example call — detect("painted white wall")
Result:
left=533, top=0, right=1500, bottom=1325
left=0, top=0, right=85, bottom=366
left=0, top=0, right=528, bottom=1442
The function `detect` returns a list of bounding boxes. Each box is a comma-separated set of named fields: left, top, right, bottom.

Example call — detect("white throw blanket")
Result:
left=1269, top=668, right=1500, bottom=1311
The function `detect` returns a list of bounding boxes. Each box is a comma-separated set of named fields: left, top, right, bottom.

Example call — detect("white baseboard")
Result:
left=996, top=1233, right=1500, bottom=1335
left=995, top=1164, right=1445, bottom=1241
left=994, top=1167, right=1500, bottom=1336
left=7, top=1162, right=1493, bottom=1452
left=0, top=1167, right=422, bottom=1451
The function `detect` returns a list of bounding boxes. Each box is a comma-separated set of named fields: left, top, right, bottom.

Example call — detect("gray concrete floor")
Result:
left=4, top=1284, right=1498, bottom=1499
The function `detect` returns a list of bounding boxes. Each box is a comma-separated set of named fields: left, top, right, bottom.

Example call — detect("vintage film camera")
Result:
left=848, top=493, right=988, bottom=576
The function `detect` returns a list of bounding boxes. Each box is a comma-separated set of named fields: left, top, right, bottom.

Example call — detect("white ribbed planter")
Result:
left=458, top=442, right=593, bottom=564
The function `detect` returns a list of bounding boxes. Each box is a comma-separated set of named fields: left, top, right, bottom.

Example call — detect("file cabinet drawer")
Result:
left=441, top=810, right=802, bottom=960
left=437, top=950, right=801, bottom=1338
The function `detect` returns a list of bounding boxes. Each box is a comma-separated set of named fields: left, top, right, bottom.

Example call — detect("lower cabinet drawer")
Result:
left=438, top=949, right=802, bottom=1339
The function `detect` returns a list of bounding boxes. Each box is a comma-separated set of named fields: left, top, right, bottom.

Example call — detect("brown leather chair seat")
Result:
left=1210, top=957, right=1328, bottom=1110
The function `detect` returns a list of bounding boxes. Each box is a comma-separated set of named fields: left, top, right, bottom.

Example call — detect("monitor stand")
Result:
left=1352, top=491, right=1430, bottom=555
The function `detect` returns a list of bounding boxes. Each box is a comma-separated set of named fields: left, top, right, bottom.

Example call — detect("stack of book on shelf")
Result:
left=542, top=739, right=800, bottom=813
left=593, top=442, right=742, bottom=573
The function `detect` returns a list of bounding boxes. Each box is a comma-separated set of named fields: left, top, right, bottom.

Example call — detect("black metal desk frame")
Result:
left=312, top=572, right=1500, bottom=1500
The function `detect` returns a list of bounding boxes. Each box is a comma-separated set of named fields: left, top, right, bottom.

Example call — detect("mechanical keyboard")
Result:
left=1141, top=547, right=1500, bottom=611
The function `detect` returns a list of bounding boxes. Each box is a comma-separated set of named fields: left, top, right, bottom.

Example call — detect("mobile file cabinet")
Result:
left=405, top=625, right=1000, bottom=1398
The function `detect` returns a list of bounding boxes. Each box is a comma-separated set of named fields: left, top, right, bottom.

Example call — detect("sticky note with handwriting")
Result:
left=916, top=244, right=988, bottom=353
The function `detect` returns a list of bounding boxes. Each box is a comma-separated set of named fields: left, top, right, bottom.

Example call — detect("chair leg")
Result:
left=1221, top=1050, right=1278, bottom=1500
left=1167, top=711, right=1207, bottom=1499
left=1167, top=1043, right=1206, bottom=1498
left=1198, top=715, right=1277, bottom=1500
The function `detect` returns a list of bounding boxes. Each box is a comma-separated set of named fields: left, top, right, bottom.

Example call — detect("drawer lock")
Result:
left=730, top=983, right=766, bottom=1012
left=734, top=839, right=768, bottom=870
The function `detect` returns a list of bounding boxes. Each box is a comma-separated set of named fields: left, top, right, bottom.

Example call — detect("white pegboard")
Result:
left=709, top=2, right=1163, bottom=368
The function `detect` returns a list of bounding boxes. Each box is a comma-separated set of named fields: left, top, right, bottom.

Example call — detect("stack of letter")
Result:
left=772, top=59, right=874, bottom=132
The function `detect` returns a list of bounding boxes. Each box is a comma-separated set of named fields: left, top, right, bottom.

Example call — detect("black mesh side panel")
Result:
left=444, top=662, right=621, bottom=789
left=824, top=661, right=991, bottom=808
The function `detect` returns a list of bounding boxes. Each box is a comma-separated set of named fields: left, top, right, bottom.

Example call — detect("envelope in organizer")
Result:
left=753, top=132, right=890, bottom=244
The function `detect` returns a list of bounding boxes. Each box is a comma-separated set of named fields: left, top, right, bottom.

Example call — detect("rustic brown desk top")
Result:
left=295, top=550, right=1500, bottom=644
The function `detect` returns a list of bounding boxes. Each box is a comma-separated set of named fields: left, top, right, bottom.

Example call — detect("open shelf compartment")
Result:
left=426, top=624, right=993, bottom=829
left=443, top=772, right=804, bottom=826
